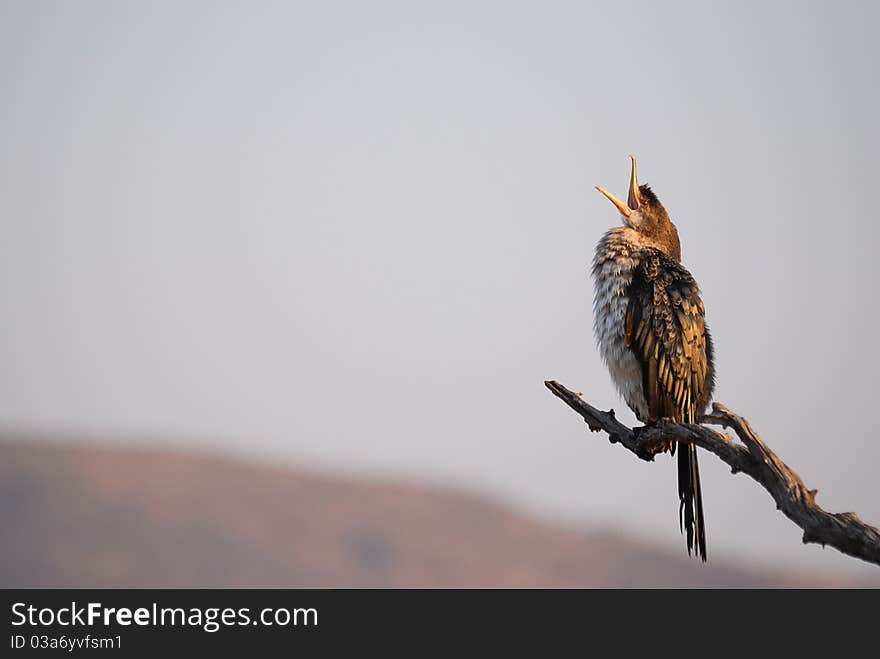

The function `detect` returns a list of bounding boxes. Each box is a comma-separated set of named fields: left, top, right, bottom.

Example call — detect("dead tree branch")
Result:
left=544, top=379, right=880, bottom=567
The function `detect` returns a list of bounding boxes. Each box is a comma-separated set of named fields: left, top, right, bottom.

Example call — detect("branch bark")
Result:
left=544, top=380, right=880, bottom=567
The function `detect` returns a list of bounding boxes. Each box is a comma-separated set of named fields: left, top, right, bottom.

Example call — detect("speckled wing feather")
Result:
left=624, top=248, right=715, bottom=560
left=624, top=249, right=714, bottom=425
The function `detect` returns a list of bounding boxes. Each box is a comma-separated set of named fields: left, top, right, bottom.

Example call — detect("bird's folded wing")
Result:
left=624, top=249, right=711, bottom=424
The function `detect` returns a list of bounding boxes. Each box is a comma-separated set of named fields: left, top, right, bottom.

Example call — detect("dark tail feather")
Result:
left=678, top=443, right=707, bottom=561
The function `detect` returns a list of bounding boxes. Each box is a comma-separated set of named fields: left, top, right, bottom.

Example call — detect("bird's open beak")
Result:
left=595, top=155, right=641, bottom=218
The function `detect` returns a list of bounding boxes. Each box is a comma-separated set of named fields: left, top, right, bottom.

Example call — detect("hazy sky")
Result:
left=2, top=1, right=878, bottom=579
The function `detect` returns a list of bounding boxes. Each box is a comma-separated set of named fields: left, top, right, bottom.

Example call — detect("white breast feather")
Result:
left=592, top=230, right=650, bottom=421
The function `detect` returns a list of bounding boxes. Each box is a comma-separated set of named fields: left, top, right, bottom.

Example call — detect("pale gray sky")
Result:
left=2, top=1, right=878, bottom=578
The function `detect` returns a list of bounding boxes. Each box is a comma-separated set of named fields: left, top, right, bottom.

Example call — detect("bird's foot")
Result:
left=633, top=421, right=673, bottom=460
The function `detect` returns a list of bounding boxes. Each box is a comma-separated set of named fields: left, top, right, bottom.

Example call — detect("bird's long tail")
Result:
left=678, top=442, right=707, bottom=561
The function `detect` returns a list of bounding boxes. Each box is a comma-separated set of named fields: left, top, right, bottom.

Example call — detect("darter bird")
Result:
left=592, top=156, right=715, bottom=561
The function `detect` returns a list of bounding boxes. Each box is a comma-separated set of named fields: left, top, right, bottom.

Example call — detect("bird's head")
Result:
left=595, top=156, right=681, bottom=262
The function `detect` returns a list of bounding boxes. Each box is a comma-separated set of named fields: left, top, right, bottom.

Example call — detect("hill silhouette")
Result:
left=0, top=437, right=846, bottom=587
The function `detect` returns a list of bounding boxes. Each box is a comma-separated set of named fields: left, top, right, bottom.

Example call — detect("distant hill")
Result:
left=0, top=438, right=848, bottom=587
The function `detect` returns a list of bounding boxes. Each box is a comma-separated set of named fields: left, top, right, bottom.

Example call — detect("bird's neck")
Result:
left=596, top=226, right=678, bottom=262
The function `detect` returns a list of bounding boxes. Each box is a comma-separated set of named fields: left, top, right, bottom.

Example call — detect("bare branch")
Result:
left=544, top=380, right=880, bottom=567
